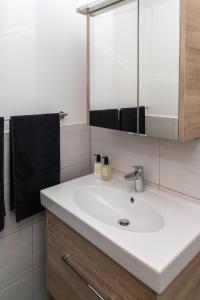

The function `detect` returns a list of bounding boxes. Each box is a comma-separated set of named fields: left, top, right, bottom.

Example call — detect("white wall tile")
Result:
left=91, top=127, right=200, bottom=202
left=60, top=124, right=90, bottom=168
left=33, top=212, right=45, bottom=224
left=33, top=221, right=46, bottom=270
left=33, top=267, right=52, bottom=300
left=0, top=213, right=32, bottom=239
left=61, top=161, right=91, bottom=183
left=160, top=139, right=200, bottom=199
left=0, top=226, right=32, bottom=290
left=1, top=184, right=32, bottom=239
left=91, top=127, right=159, bottom=184
left=0, top=273, right=32, bottom=300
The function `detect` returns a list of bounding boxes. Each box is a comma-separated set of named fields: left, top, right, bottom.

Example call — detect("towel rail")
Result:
left=77, top=0, right=129, bottom=16
left=3, top=111, right=68, bottom=122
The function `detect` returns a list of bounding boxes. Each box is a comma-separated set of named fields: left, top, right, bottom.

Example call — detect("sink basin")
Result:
left=74, top=186, right=164, bottom=233
left=41, top=173, right=200, bottom=293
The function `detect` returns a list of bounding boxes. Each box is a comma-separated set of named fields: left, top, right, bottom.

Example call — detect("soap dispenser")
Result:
left=101, top=156, right=112, bottom=181
left=94, top=154, right=102, bottom=178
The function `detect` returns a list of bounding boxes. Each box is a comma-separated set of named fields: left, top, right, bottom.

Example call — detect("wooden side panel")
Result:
left=179, top=0, right=200, bottom=141
left=47, top=212, right=156, bottom=300
left=157, top=253, right=200, bottom=300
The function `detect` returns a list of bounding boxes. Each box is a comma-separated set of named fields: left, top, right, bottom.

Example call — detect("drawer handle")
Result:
left=61, top=255, right=107, bottom=300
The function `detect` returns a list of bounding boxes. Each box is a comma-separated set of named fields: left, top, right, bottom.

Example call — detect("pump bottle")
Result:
left=94, top=154, right=102, bottom=178
left=101, top=156, right=112, bottom=181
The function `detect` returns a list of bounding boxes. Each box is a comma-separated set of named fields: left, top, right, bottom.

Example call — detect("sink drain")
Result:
left=118, top=219, right=130, bottom=227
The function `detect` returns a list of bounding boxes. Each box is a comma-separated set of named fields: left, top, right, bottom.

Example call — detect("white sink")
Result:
left=41, top=173, right=200, bottom=293
left=74, top=186, right=164, bottom=233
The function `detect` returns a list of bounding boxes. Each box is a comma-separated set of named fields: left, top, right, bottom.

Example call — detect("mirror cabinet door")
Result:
left=89, top=0, right=180, bottom=139
left=90, top=0, right=139, bottom=133
left=139, top=0, right=180, bottom=140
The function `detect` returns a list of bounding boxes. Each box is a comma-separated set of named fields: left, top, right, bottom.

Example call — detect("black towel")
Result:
left=120, top=106, right=146, bottom=134
left=90, top=109, right=119, bottom=130
left=10, top=114, right=60, bottom=222
left=138, top=106, right=145, bottom=135
left=0, top=118, right=5, bottom=231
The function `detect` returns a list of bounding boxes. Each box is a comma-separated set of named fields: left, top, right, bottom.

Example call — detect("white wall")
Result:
left=91, top=126, right=200, bottom=202
left=0, top=0, right=91, bottom=299
left=37, top=0, right=89, bottom=124
left=0, top=0, right=90, bottom=124
left=1, top=124, right=90, bottom=300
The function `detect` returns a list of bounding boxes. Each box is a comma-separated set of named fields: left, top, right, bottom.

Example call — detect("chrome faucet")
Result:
left=124, top=166, right=145, bottom=193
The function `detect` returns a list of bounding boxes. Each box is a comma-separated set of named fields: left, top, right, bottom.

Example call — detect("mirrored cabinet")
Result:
left=139, top=0, right=180, bottom=140
left=78, top=0, right=200, bottom=142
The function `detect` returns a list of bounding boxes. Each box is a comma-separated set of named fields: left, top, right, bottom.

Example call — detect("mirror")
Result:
left=139, top=0, right=180, bottom=140
left=83, top=0, right=180, bottom=139
left=90, top=0, right=142, bottom=133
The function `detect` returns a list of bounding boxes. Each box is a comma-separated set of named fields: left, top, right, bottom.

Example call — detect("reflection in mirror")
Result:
left=82, top=0, right=180, bottom=139
left=90, top=0, right=140, bottom=133
left=139, top=0, right=180, bottom=140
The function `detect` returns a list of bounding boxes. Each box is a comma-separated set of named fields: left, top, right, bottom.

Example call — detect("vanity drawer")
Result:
left=47, top=211, right=156, bottom=300
left=47, top=235, right=98, bottom=300
left=47, top=226, right=127, bottom=300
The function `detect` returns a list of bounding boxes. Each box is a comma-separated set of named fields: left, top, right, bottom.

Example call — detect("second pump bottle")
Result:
left=94, top=154, right=112, bottom=181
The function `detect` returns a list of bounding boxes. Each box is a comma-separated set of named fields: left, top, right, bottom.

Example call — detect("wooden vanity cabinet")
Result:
left=179, top=0, right=200, bottom=141
left=46, top=212, right=200, bottom=300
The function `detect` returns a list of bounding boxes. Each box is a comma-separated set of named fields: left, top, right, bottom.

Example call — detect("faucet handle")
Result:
left=132, top=165, right=144, bottom=175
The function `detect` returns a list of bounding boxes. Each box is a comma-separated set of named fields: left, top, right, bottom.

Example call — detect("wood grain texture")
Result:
left=48, top=231, right=126, bottom=300
left=157, top=252, right=200, bottom=300
left=47, top=212, right=156, bottom=300
left=47, top=231, right=99, bottom=300
left=179, top=0, right=200, bottom=141
left=46, top=212, right=200, bottom=300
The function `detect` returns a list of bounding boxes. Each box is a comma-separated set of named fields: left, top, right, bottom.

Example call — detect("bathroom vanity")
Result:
left=46, top=211, right=200, bottom=300
left=41, top=174, right=200, bottom=300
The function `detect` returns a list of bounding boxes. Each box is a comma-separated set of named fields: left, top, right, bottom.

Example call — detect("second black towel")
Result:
left=10, top=114, right=60, bottom=222
left=0, top=118, right=5, bottom=231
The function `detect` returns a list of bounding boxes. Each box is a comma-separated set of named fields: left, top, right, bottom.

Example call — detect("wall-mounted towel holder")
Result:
left=59, top=111, right=68, bottom=119
left=4, top=111, right=68, bottom=122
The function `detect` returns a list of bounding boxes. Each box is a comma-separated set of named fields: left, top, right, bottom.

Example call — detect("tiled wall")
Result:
left=91, top=126, right=200, bottom=201
left=0, top=123, right=91, bottom=300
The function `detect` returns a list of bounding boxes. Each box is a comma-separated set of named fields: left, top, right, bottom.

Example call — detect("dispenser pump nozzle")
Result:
left=102, top=156, right=109, bottom=165
left=94, top=154, right=101, bottom=163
